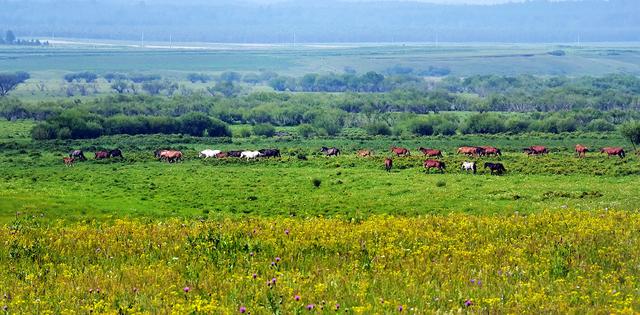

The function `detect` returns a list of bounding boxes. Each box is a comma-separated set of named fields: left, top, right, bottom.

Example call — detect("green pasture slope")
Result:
left=1, top=120, right=639, bottom=223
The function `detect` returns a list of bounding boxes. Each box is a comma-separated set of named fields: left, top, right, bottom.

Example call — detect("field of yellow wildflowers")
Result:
left=1, top=210, right=639, bottom=313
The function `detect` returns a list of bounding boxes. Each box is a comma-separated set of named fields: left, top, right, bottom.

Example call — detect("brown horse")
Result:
left=480, top=146, right=501, bottom=156
left=63, top=157, right=75, bottom=167
left=524, top=146, right=548, bottom=155
left=575, top=144, right=588, bottom=158
left=95, top=151, right=109, bottom=159
left=457, top=146, right=484, bottom=157
left=424, top=159, right=446, bottom=173
left=601, top=147, right=625, bottom=158
left=215, top=152, right=228, bottom=158
left=384, top=158, right=393, bottom=172
left=418, top=147, right=442, bottom=158
left=160, top=150, right=183, bottom=163
left=357, top=149, right=373, bottom=157
left=391, top=147, right=410, bottom=157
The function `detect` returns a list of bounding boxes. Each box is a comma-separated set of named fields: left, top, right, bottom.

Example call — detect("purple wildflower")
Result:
left=252, top=273, right=257, bottom=279
left=477, top=280, right=482, bottom=286
left=271, top=261, right=276, bottom=267
left=470, top=279, right=476, bottom=284
left=275, top=257, right=281, bottom=262
left=335, top=303, right=340, bottom=310
left=398, top=305, right=403, bottom=312
left=183, top=287, right=191, bottom=293
left=271, top=278, right=277, bottom=284
left=239, top=306, right=247, bottom=313
left=295, top=295, right=301, bottom=301
left=464, top=299, right=473, bottom=307
left=285, top=229, right=290, bottom=235
left=306, top=304, right=314, bottom=310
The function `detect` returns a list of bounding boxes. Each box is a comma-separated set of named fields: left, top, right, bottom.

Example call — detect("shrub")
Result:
left=364, top=122, right=392, bottom=136
left=461, top=113, right=506, bottom=134
left=298, top=124, right=316, bottom=138
left=311, top=178, right=322, bottom=188
left=407, top=118, right=434, bottom=136
left=31, top=123, right=57, bottom=140
left=585, top=119, right=615, bottom=132
left=252, top=123, right=276, bottom=137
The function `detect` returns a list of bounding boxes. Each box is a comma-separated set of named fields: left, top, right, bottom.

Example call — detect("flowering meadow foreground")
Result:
left=2, top=211, right=640, bottom=314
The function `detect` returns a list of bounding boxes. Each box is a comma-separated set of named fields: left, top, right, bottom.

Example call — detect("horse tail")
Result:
left=621, top=150, right=626, bottom=158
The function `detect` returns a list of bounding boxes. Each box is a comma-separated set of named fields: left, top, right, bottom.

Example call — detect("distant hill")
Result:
left=0, top=0, right=638, bottom=43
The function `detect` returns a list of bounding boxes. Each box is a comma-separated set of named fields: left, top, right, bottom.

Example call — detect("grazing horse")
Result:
left=199, top=149, right=221, bottom=158
left=384, top=158, right=393, bottom=172
left=259, top=149, right=281, bottom=158
left=215, top=152, right=228, bottom=158
left=461, top=161, right=476, bottom=174
left=320, top=147, right=340, bottom=156
left=94, top=151, right=109, bottom=160
left=160, top=150, right=183, bottom=163
left=357, top=149, right=372, bottom=157
left=109, top=149, right=123, bottom=158
left=63, top=157, right=75, bottom=167
left=227, top=150, right=243, bottom=158
left=391, top=146, right=410, bottom=157
left=154, top=149, right=171, bottom=159
left=480, top=146, right=501, bottom=156
left=523, top=146, right=548, bottom=155
left=601, top=147, right=625, bottom=159
left=457, top=146, right=484, bottom=157
left=424, top=159, right=446, bottom=173
left=241, top=151, right=262, bottom=160
left=484, top=162, right=506, bottom=175
left=575, top=144, right=588, bottom=158
left=418, top=147, right=442, bottom=158
left=69, top=150, right=86, bottom=161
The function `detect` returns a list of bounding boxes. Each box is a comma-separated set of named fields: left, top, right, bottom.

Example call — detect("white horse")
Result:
left=240, top=151, right=262, bottom=160
left=461, top=161, right=476, bottom=174
left=199, top=149, right=221, bottom=158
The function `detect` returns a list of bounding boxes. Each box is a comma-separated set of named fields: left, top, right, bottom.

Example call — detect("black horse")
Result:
left=320, top=147, right=340, bottom=156
left=227, top=150, right=243, bottom=158
left=259, top=149, right=281, bottom=158
left=69, top=150, right=87, bottom=161
left=109, top=149, right=123, bottom=158
left=484, top=162, right=506, bottom=175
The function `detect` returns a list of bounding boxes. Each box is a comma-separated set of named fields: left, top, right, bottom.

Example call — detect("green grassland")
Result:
left=1, top=120, right=639, bottom=223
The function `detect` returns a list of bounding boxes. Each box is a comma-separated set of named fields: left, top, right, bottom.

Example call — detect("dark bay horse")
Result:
left=391, top=146, right=410, bottom=157
left=227, top=150, right=243, bottom=158
left=320, top=147, right=340, bottom=156
left=384, top=158, right=393, bottom=172
left=601, top=147, right=625, bottom=158
left=259, top=149, right=281, bottom=158
left=109, top=149, right=123, bottom=158
left=484, top=162, right=506, bottom=175
left=418, top=147, right=442, bottom=158
left=424, top=159, right=446, bottom=173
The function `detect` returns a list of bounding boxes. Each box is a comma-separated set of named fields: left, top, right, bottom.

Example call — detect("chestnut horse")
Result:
left=384, top=158, right=393, bottom=172
left=391, top=147, right=410, bottom=157
left=357, top=149, right=373, bottom=157
left=418, top=147, right=442, bottom=158
left=523, top=146, right=548, bottom=155
left=601, top=147, right=625, bottom=158
left=424, top=159, right=446, bottom=173
left=575, top=144, right=588, bottom=158
left=457, top=146, right=484, bottom=157
left=63, top=157, right=75, bottom=167
left=480, top=146, right=501, bottom=156
left=94, top=151, right=109, bottom=160
left=160, top=150, right=183, bottom=163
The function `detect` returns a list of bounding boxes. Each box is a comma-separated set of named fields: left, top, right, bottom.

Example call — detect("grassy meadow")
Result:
left=2, top=42, right=640, bottom=312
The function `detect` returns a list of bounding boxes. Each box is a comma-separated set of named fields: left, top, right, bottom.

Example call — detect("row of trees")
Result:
left=31, top=111, right=231, bottom=140
left=0, top=30, right=48, bottom=46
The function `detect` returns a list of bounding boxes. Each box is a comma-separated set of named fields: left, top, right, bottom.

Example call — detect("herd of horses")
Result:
left=62, top=144, right=628, bottom=175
